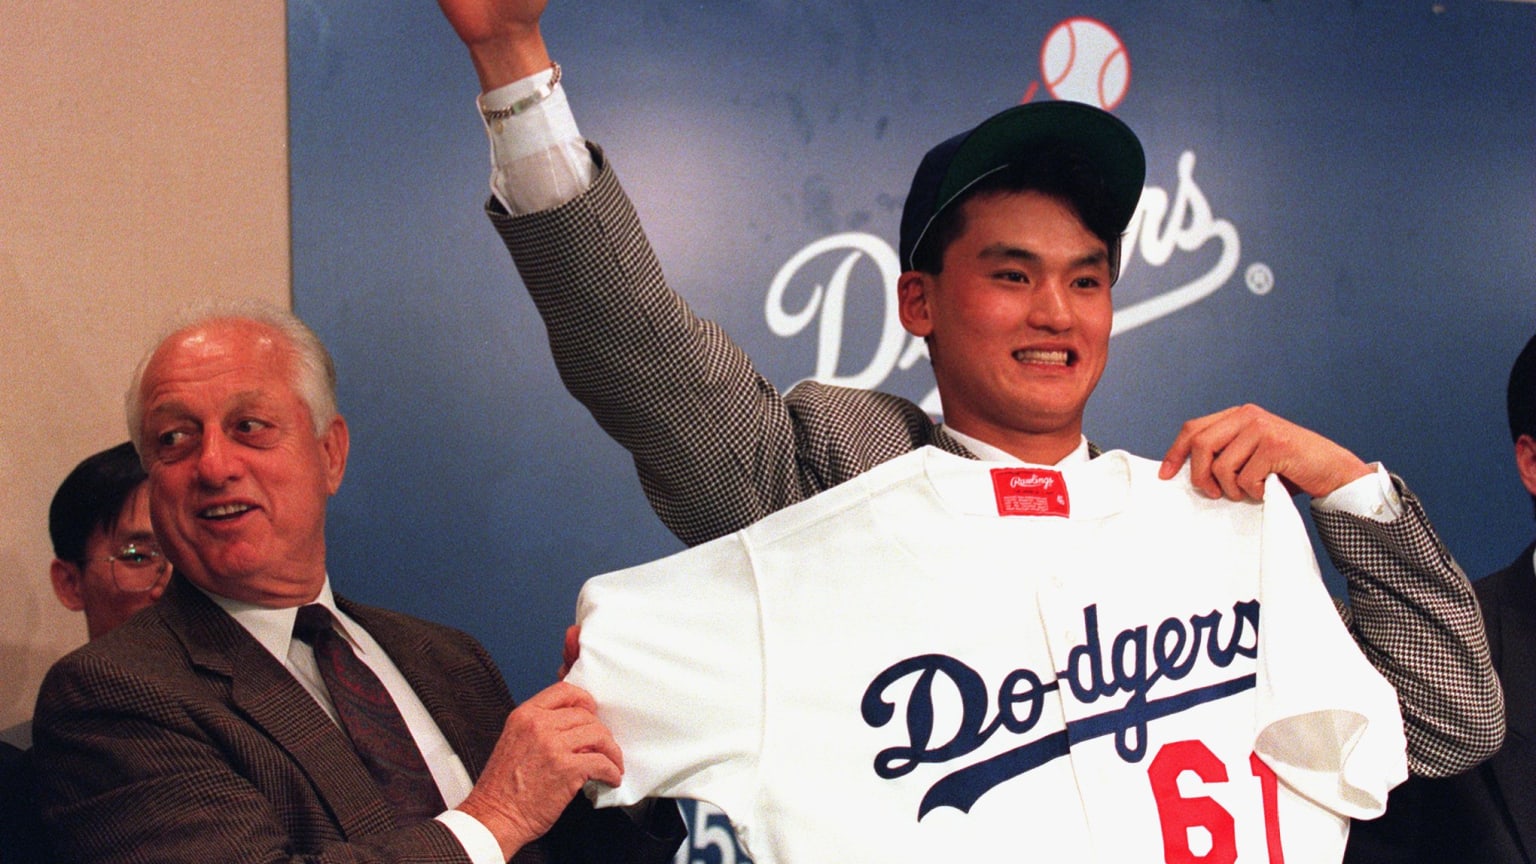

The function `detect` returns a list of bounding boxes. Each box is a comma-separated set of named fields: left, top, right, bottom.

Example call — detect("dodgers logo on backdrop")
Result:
left=765, top=17, right=1271, bottom=413
left=1035, top=17, right=1129, bottom=109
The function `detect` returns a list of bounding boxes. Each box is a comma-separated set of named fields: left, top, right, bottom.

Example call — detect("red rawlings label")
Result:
left=990, top=467, right=1070, bottom=517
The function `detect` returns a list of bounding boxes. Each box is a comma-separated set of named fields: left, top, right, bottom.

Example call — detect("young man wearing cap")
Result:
left=437, top=0, right=1500, bottom=778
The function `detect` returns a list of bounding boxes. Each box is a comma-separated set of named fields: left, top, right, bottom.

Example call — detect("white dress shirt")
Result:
left=205, top=579, right=503, bottom=864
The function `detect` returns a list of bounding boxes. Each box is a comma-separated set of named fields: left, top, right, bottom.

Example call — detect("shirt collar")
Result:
left=940, top=425, right=1091, bottom=466
left=199, top=578, right=363, bottom=663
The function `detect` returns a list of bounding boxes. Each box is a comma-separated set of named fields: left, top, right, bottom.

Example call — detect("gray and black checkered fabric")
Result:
left=490, top=146, right=1502, bottom=778
left=1316, top=493, right=1503, bottom=777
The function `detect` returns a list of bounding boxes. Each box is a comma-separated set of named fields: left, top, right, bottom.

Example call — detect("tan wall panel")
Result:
left=0, top=1, right=290, bottom=732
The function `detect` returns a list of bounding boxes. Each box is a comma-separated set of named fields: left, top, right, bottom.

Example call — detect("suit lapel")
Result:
left=161, top=578, right=399, bottom=838
left=341, top=600, right=544, bottom=855
left=339, top=598, right=493, bottom=779
left=1483, top=547, right=1536, bottom=862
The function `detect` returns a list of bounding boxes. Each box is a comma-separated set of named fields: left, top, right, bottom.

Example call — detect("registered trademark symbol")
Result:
left=1245, top=262, right=1274, bottom=296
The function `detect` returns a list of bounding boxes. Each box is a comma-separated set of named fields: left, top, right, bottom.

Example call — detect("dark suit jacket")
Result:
left=0, top=740, right=47, bottom=864
left=32, top=576, right=681, bottom=864
left=1344, top=544, right=1535, bottom=863
left=486, top=147, right=1501, bottom=777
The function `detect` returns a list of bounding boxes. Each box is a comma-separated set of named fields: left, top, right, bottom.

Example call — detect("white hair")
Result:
left=126, top=299, right=339, bottom=455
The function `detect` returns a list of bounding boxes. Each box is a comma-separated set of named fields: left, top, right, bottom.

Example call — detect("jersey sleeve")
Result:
left=1252, top=476, right=1408, bottom=819
left=567, top=532, right=765, bottom=818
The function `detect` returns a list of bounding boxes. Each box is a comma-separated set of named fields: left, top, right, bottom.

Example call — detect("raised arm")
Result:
left=437, top=0, right=551, bottom=92
left=486, top=161, right=824, bottom=545
left=441, top=1, right=938, bottom=546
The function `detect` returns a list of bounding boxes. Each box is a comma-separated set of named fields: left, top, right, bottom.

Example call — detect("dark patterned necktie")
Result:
left=293, top=604, right=446, bottom=824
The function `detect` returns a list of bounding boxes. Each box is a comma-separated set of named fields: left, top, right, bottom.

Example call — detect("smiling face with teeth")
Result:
left=897, top=189, right=1114, bottom=465
left=135, top=318, right=349, bottom=607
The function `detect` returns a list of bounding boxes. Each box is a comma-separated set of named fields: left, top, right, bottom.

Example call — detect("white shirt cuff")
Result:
left=1311, top=462, right=1402, bottom=521
left=478, top=69, right=592, bottom=214
left=437, top=809, right=505, bottom=864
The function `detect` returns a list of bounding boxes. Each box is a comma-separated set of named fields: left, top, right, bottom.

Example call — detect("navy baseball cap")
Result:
left=898, top=100, right=1147, bottom=272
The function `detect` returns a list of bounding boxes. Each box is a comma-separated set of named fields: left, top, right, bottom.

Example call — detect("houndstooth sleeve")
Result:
left=488, top=148, right=941, bottom=547
left=1313, top=476, right=1504, bottom=777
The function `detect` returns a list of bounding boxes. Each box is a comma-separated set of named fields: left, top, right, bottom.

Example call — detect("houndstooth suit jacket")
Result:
left=488, top=146, right=1501, bottom=778
left=32, top=575, right=682, bottom=864
left=1343, top=545, right=1536, bottom=863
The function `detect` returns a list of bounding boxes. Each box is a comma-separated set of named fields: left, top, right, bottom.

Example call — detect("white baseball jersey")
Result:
left=567, top=448, right=1407, bottom=864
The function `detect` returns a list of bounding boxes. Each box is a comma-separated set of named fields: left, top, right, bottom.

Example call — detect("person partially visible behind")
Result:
left=1344, top=329, right=1536, bottom=864
left=0, top=441, right=172, bottom=864
left=5, top=440, right=168, bottom=751
left=47, top=440, right=170, bottom=643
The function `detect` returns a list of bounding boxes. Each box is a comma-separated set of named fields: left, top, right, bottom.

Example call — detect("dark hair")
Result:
left=48, top=441, right=147, bottom=565
left=909, top=138, right=1125, bottom=278
left=1508, top=330, right=1536, bottom=444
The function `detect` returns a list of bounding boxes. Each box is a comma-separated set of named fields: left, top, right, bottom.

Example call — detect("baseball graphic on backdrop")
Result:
left=1040, top=17, right=1130, bottom=110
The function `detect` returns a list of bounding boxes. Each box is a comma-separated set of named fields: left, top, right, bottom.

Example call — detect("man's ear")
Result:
left=1515, top=435, right=1536, bottom=499
left=898, top=271, right=935, bottom=338
left=50, top=559, right=86, bottom=612
left=320, top=414, right=350, bottom=495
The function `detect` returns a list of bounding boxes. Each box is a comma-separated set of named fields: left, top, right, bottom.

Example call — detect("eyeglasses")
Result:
left=101, top=542, right=170, bottom=593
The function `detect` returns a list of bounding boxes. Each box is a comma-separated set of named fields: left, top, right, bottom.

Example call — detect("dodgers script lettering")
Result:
left=861, top=600, right=1260, bottom=819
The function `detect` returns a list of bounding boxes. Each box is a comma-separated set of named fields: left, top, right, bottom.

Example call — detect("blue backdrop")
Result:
left=288, top=0, right=1535, bottom=692
left=287, top=0, right=1533, bottom=761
